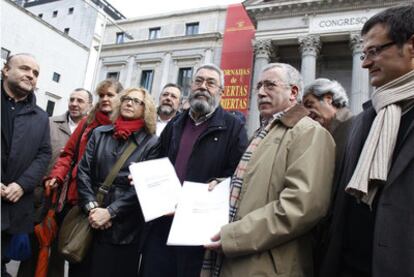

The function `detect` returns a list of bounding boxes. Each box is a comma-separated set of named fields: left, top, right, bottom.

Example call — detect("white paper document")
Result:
left=129, top=158, right=182, bottom=222
left=167, top=178, right=230, bottom=246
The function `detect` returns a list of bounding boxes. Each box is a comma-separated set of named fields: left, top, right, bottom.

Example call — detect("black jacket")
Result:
left=1, top=85, right=51, bottom=234
left=154, top=107, right=248, bottom=183
left=77, top=125, right=157, bottom=245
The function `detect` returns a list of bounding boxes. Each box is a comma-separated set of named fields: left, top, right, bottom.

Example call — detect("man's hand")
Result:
left=3, top=182, right=24, bottom=203
left=1, top=183, right=7, bottom=198
left=208, top=180, right=219, bottom=191
left=45, top=177, right=59, bottom=189
left=204, top=232, right=223, bottom=253
left=88, top=208, right=111, bottom=229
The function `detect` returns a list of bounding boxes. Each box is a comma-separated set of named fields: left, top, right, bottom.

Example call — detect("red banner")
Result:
left=220, top=4, right=255, bottom=115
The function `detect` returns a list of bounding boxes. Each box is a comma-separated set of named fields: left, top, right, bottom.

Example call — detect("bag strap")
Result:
left=56, top=121, right=89, bottom=212
left=96, top=141, right=137, bottom=205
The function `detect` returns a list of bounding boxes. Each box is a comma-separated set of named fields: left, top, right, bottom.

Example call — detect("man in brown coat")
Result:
left=17, top=88, right=92, bottom=277
left=204, top=63, right=335, bottom=277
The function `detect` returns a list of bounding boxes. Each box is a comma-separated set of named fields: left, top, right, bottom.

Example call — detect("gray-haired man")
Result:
left=140, top=63, right=248, bottom=277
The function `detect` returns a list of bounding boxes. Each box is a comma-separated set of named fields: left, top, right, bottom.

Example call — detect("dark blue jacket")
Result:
left=1, top=87, right=51, bottom=234
left=156, top=107, right=248, bottom=183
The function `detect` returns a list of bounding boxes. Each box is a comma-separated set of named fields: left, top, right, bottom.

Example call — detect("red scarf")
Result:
left=90, top=110, right=112, bottom=129
left=113, top=117, right=145, bottom=140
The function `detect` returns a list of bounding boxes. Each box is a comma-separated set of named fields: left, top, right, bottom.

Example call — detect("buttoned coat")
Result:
left=220, top=105, right=336, bottom=277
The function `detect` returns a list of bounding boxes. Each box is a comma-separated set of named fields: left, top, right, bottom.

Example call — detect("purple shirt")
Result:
left=174, top=116, right=208, bottom=183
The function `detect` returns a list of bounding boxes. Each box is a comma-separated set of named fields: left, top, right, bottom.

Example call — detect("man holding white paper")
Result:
left=203, top=63, right=336, bottom=277
left=139, top=63, right=248, bottom=277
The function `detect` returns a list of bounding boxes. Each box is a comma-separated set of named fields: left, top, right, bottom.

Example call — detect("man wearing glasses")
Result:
left=319, top=5, right=414, bottom=277
left=140, top=63, right=248, bottom=277
left=203, top=63, right=335, bottom=277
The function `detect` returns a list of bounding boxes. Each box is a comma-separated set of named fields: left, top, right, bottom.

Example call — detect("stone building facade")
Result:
left=97, top=0, right=411, bottom=134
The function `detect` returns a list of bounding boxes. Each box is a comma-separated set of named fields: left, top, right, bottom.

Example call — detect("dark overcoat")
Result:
left=1, top=90, right=51, bottom=234
left=319, top=101, right=414, bottom=277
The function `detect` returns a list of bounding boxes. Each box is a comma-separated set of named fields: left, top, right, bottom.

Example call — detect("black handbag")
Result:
left=58, top=141, right=137, bottom=263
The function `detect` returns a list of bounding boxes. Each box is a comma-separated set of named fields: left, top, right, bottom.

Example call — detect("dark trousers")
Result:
left=17, top=233, right=65, bottom=277
left=90, top=239, right=140, bottom=277
left=139, top=217, right=204, bottom=277
left=1, top=233, right=11, bottom=277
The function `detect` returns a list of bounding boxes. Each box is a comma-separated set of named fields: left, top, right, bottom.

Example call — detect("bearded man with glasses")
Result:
left=139, top=63, right=248, bottom=277
left=319, top=5, right=414, bottom=277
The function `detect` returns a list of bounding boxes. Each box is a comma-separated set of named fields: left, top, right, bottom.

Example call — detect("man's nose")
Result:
left=361, top=56, right=373, bottom=69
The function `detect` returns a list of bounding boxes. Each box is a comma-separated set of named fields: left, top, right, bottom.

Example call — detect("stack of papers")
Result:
left=167, top=178, right=230, bottom=246
left=129, top=158, right=182, bottom=222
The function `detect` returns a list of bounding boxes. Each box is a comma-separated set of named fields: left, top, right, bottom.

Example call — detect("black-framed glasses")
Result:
left=121, top=96, right=144, bottom=106
left=360, top=41, right=396, bottom=61
left=255, top=80, right=288, bottom=92
left=193, top=77, right=220, bottom=90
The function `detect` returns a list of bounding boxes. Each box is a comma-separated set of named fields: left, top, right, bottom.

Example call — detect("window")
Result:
left=38, top=13, right=43, bottom=18
left=46, top=100, right=55, bottom=116
left=148, top=27, right=160, bottom=40
left=106, top=72, right=119, bottom=80
left=140, top=70, right=154, bottom=92
left=64, top=28, right=70, bottom=34
left=186, top=22, right=199, bottom=36
left=52, top=72, right=61, bottom=83
left=116, top=32, right=125, bottom=44
left=52, top=10, right=58, bottom=17
left=177, top=67, right=193, bottom=97
left=1, top=48, right=10, bottom=61
left=68, top=7, right=74, bottom=14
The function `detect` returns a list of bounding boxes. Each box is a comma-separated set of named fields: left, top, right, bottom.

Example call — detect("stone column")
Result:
left=299, top=35, right=321, bottom=86
left=247, top=39, right=273, bottom=136
left=124, top=56, right=135, bottom=88
left=204, top=48, right=213, bottom=63
left=160, top=52, right=172, bottom=93
left=350, top=33, right=370, bottom=114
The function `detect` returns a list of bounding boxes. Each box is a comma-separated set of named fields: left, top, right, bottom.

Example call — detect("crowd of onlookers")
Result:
left=2, top=4, right=414, bottom=277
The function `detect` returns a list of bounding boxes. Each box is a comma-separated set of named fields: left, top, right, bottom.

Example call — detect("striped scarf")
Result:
left=201, top=112, right=284, bottom=277
left=345, top=69, right=414, bottom=207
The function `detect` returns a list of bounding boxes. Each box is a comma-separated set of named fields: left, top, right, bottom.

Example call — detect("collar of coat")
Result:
left=275, top=104, right=310, bottom=128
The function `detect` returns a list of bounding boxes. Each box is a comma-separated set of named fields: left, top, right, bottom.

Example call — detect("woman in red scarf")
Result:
left=44, top=79, right=123, bottom=277
left=77, top=87, right=157, bottom=277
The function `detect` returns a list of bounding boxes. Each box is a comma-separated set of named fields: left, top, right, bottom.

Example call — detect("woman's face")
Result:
left=120, top=90, right=145, bottom=120
left=98, top=85, right=117, bottom=114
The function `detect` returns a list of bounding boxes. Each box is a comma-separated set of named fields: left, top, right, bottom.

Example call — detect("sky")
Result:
left=107, top=0, right=243, bottom=18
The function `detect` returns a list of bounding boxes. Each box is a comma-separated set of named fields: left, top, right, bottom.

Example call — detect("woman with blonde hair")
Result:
left=77, top=87, right=157, bottom=276
left=45, top=78, right=123, bottom=277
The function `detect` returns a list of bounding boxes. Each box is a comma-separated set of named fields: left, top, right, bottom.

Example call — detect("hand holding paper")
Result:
left=167, top=178, right=230, bottom=246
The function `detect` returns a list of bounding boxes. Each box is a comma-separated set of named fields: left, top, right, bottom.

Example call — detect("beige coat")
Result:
left=220, top=105, right=335, bottom=277
left=48, top=112, right=71, bottom=173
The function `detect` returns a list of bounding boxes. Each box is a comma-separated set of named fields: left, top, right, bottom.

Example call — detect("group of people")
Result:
left=1, top=4, right=414, bottom=277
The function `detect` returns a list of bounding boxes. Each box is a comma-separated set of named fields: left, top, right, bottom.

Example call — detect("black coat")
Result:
left=77, top=125, right=157, bottom=245
left=1, top=91, right=51, bottom=234
left=319, top=101, right=414, bottom=277
left=155, top=107, right=248, bottom=183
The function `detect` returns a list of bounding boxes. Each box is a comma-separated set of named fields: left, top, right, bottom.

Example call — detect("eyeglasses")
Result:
left=255, top=80, right=288, bottom=92
left=360, top=41, right=396, bottom=61
left=120, top=96, right=144, bottom=106
left=193, top=77, right=220, bottom=90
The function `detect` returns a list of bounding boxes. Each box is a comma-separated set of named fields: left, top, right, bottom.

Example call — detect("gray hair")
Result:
left=262, top=63, right=303, bottom=102
left=194, top=63, right=225, bottom=88
left=304, top=78, right=349, bottom=108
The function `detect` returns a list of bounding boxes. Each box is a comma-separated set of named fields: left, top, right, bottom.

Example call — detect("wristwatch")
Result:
left=84, top=201, right=99, bottom=214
